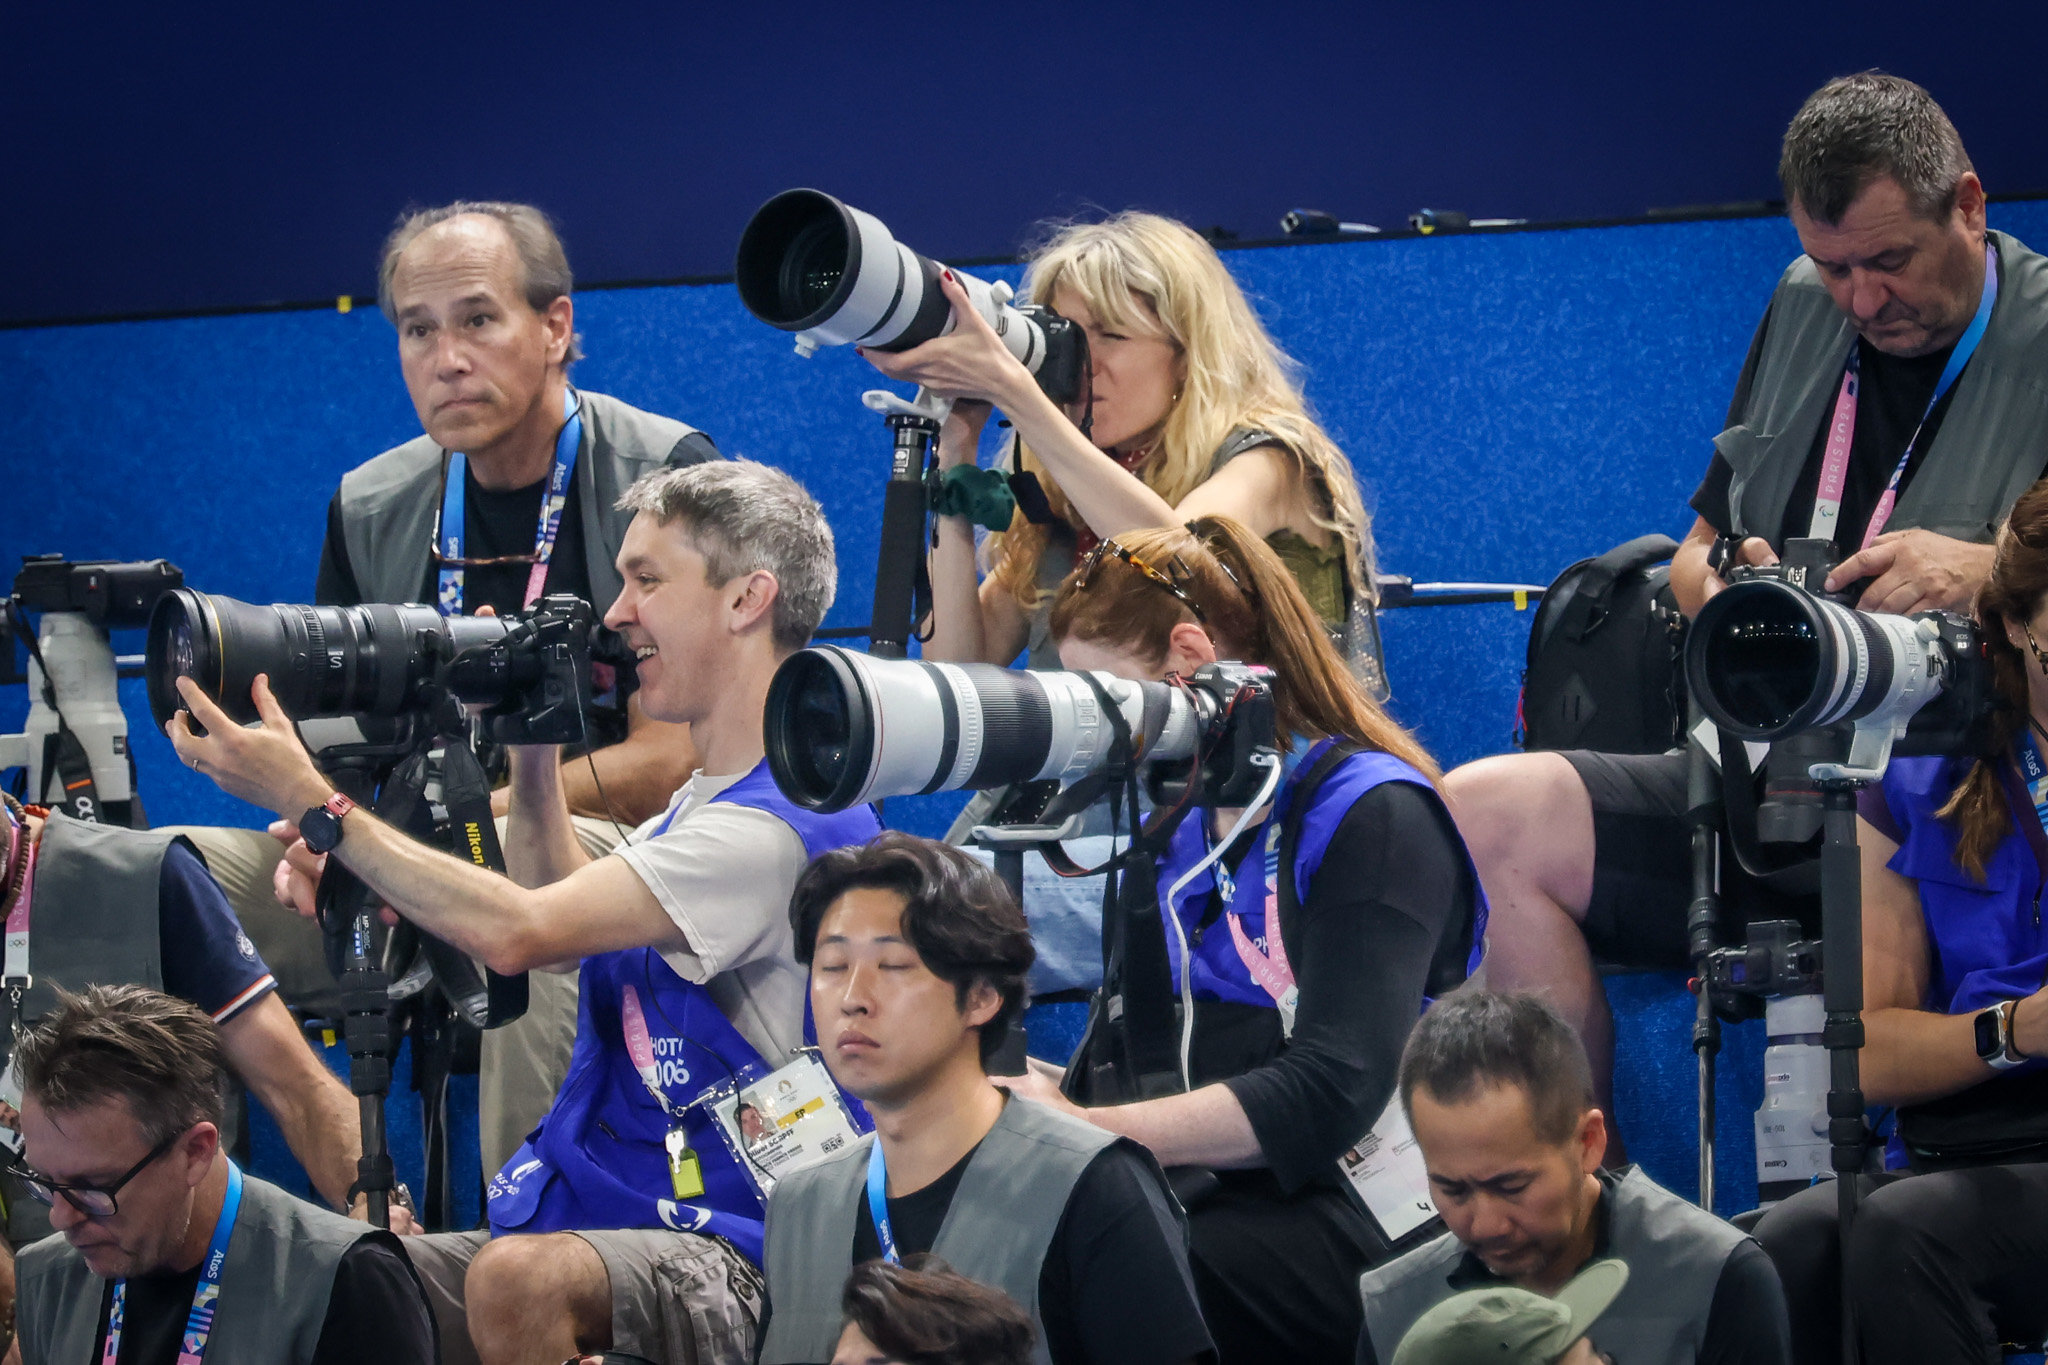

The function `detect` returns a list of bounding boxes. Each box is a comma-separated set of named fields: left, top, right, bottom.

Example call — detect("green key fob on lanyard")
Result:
left=665, top=1127, right=704, bottom=1200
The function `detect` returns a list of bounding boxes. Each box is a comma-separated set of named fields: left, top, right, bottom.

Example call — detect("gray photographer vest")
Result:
left=758, top=1097, right=1137, bottom=1365
left=1358, top=1167, right=1748, bottom=1365
left=338, top=388, right=709, bottom=613
left=1717, top=230, right=2048, bottom=547
left=16, top=1171, right=408, bottom=1365
left=11, top=812, right=168, bottom=1039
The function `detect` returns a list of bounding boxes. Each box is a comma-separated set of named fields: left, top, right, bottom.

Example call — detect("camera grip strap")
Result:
left=437, top=738, right=529, bottom=1028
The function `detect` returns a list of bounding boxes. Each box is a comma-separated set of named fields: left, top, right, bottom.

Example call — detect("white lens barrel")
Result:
left=793, top=204, right=912, bottom=351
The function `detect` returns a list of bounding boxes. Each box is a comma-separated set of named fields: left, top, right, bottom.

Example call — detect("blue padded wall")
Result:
left=12, top=203, right=2048, bottom=1214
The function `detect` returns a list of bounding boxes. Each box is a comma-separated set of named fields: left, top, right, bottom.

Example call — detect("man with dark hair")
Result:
left=10, top=985, right=435, bottom=1365
left=170, top=460, right=877, bottom=1365
left=1355, top=992, right=1789, bottom=1365
left=173, top=198, right=722, bottom=1180
left=1446, top=72, right=2048, bottom=1144
left=758, top=832, right=1214, bottom=1365
left=833, top=1255, right=1035, bottom=1365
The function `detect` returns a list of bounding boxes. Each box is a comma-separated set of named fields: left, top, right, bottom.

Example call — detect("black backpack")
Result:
left=1518, top=534, right=1687, bottom=754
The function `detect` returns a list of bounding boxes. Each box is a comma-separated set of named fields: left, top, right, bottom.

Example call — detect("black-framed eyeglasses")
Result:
left=1075, top=539, right=1207, bottom=623
left=8, top=1129, right=183, bottom=1218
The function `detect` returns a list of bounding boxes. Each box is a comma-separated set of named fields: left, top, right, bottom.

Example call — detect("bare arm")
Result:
left=1670, top=515, right=1782, bottom=619
left=1854, top=816, right=2034, bottom=1107
left=221, top=992, right=361, bottom=1208
left=168, top=674, right=681, bottom=974
left=923, top=401, right=1031, bottom=666
left=997, top=1067, right=1266, bottom=1169
left=504, top=744, right=596, bottom=890
left=556, top=699, right=696, bottom=826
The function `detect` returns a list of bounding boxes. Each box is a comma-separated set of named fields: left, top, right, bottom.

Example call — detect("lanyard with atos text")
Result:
left=103, top=1161, right=244, bottom=1365
left=437, top=387, right=583, bottom=615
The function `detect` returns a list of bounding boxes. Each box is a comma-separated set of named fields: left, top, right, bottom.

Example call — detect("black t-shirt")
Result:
left=95, top=1235, right=436, bottom=1365
left=843, top=1135, right=1215, bottom=1365
left=1689, top=304, right=1965, bottom=556
left=1220, top=781, right=1477, bottom=1190
left=314, top=425, right=722, bottom=611
left=1355, top=1169, right=1791, bottom=1365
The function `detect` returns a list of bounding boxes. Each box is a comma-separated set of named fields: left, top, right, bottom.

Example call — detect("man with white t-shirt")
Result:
left=164, top=459, right=880, bottom=1365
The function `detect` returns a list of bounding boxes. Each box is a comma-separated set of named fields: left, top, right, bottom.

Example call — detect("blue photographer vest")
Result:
left=485, top=762, right=880, bottom=1262
left=1876, top=753, right=2048, bottom=1017
left=1153, top=742, right=1487, bottom=1010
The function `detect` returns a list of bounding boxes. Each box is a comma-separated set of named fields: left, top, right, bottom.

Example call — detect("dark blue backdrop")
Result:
left=9, top=0, right=2048, bottom=324
left=13, top=204, right=2048, bottom=1213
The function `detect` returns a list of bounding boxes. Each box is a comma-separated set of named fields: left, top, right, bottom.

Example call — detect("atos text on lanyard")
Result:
left=103, top=1161, right=244, bottom=1365
left=1808, top=244, right=1998, bottom=548
left=438, top=388, right=584, bottom=616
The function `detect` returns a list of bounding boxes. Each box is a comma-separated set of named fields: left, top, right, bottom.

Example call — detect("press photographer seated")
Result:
left=990, top=516, right=1483, bottom=1365
left=759, top=833, right=1211, bottom=1365
left=1358, top=992, right=1788, bottom=1365
left=0, top=796, right=360, bottom=1222
left=1750, top=479, right=2048, bottom=1364
left=11, top=985, right=434, bottom=1365
left=166, top=460, right=878, bottom=1365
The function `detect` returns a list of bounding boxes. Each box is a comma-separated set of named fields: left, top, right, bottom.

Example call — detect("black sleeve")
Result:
left=1223, top=782, right=1464, bottom=1190
left=666, top=429, right=721, bottom=468
left=1689, top=304, right=1777, bottom=534
left=311, top=1236, right=439, bottom=1365
left=1037, top=1144, right=1216, bottom=1365
left=314, top=491, right=362, bottom=607
left=1694, top=1240, right=1793, bottom=1365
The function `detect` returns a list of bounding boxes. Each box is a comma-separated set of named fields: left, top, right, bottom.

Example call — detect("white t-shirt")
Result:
left=609, top=769, right=810, bottom=1064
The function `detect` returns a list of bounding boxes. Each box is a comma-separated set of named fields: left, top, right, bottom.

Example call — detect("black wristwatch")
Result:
left=299, top=792, right=357, bottom=855
left=1973, top=999, right=2027, bottom=1071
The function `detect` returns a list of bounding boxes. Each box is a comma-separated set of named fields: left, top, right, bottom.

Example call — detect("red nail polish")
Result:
left=944, top=270, right=954, bottom=282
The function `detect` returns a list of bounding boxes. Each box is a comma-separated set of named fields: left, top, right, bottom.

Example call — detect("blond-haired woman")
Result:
left=860, top=212, right=1378, bottom=681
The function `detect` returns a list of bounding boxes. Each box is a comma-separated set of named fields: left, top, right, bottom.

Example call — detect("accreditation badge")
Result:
left=1337, top=1091, right=1439, bottom=1241
left=704, top=1051, right=860, bottom=1197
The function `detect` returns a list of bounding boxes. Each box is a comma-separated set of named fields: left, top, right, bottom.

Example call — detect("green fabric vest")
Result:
left=1358, top=1167, right=1750, bottom=1365
left=1716, top=230, right=2048, bottom=547
left=757, top=1098, right=1140, bottom=1365
left=337, top=388, right=707, bottom=613
left=16, top=1172, right=413, bottom=1365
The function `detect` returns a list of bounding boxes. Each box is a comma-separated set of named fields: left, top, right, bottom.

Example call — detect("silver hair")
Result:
left=617, top=460, right=837, bottom=652
left=1780, top=72, right=1974, bottom=225
left=376, top=201, right=585, bottom=364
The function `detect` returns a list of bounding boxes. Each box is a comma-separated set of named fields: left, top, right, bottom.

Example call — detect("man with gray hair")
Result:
left=1445, top=72, right=2048, bottom=1153
left=1356, top=992, right=1788, bottom=1365
left=175, top=199, right=721, bottom=1182
left=165, top=460, right=881, bottom=1365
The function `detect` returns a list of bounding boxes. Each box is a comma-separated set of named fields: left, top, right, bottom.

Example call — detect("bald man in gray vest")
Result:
left=174, top=199, right=719, bottom=1180
left=1442, top=74, right=2048, bottom=1154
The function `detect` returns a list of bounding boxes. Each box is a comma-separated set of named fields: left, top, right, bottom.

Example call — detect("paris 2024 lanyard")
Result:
left=1807, top=242, right=1998, bottom=547
left=102, top=1161, right=244, bottom=1365
left=437, top=387, right=583, bottom=616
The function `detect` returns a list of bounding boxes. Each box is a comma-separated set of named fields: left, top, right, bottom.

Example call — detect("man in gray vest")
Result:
left=12, top=984, right=434, bottom=1365
left=760, top=833, right=1212, bottom=1365
left=1443, top=73, right=2048, bottom=1151
left=0, top=796, right=360, bottom=1226
left=1355, top=993, right=1788, bottom=1365
left=174, top=198, right=720, bottom=1180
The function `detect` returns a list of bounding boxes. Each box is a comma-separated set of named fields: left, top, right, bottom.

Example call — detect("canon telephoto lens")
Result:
left=145, top=590, right=504, bottom=730
left=763, top=646, right=1201, bottom=812
left=1685, top=578, right=1926, bottom=740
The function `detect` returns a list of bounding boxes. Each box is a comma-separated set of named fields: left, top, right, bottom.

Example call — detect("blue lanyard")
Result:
left=437, top=387, right=583, bottom=616
left=864, top=1139, right=900, bottom=1265
left=2018, top=729, right=2048, bottom=839
left=104, top=1161, right=243, bottom=1365
left=1848, top=242, right=1999, bottom=537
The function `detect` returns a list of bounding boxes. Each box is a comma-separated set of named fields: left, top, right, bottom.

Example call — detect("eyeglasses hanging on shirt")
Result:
left=432, top=387, right=584, bottom=616
left=1807, top=243, right=1999, bottom=549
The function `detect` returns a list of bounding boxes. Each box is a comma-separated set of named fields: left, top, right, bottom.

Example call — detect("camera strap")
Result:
left=1808, top=242, right=1998, bottom=549
left=6, top=600, right=115, bottom=824
left=437, top=387, right=583, bottom=616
